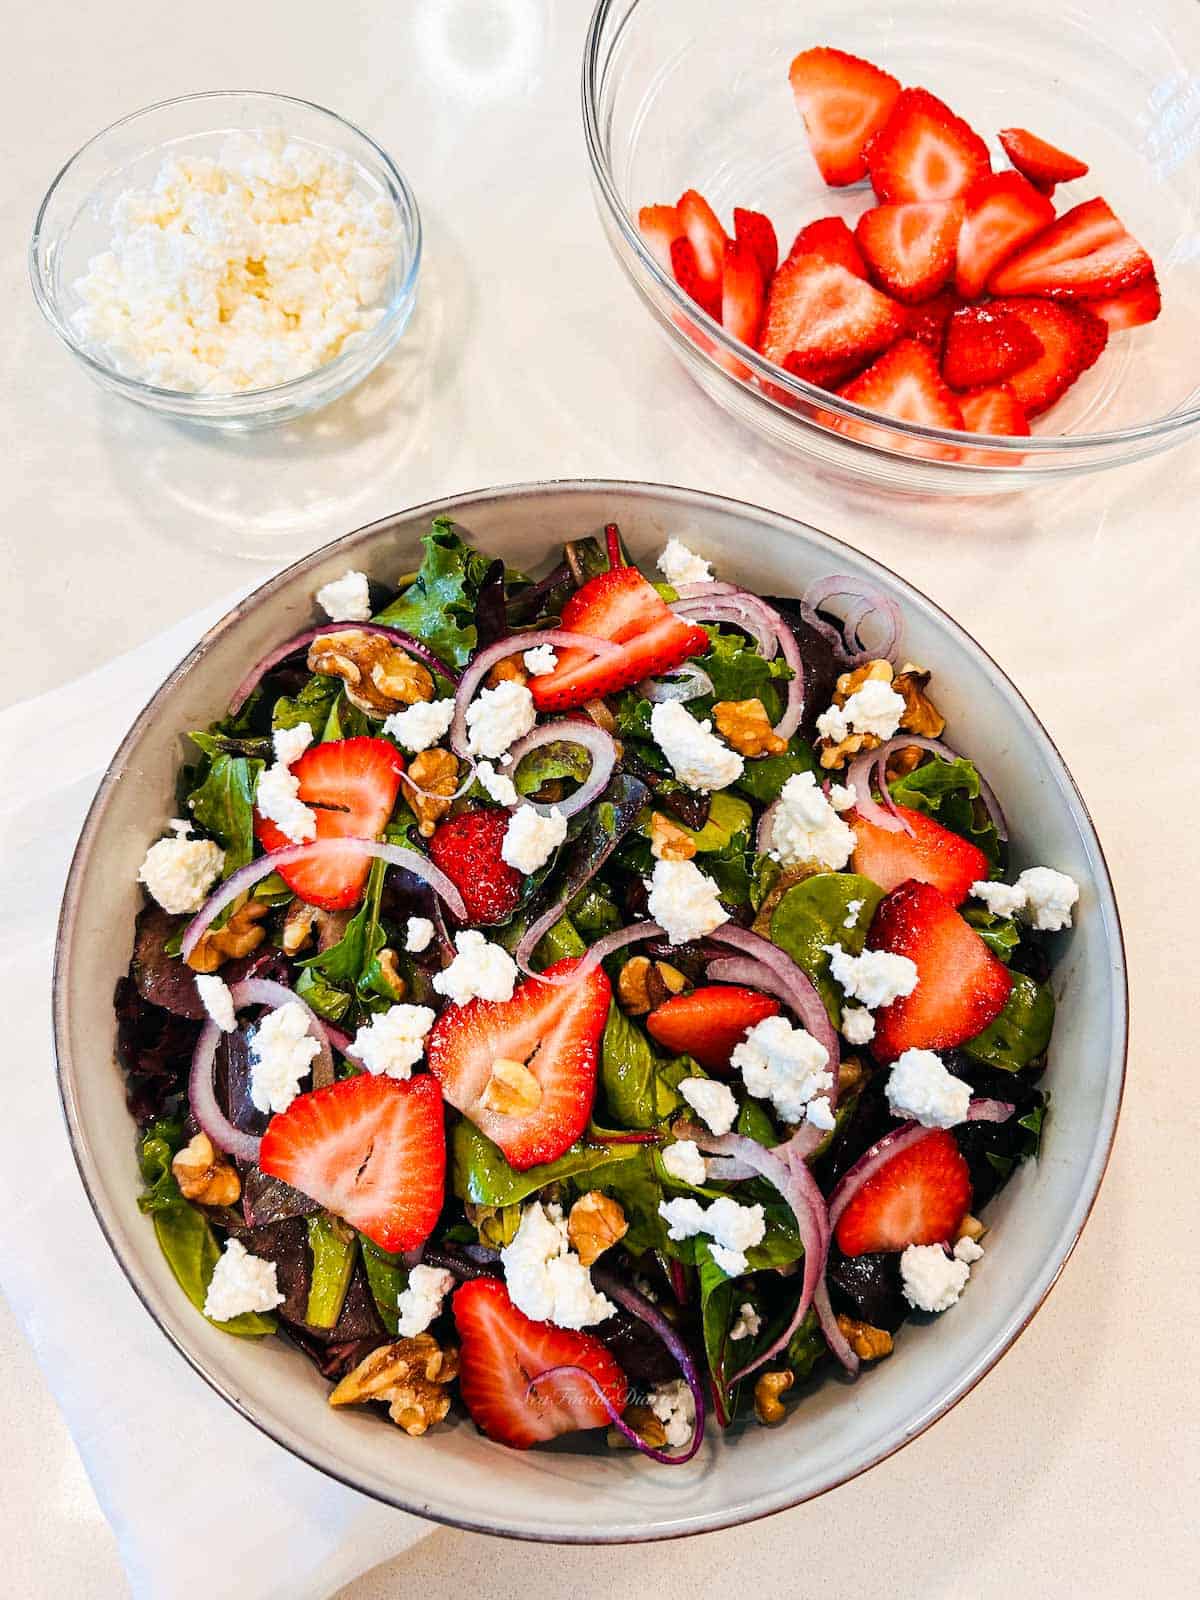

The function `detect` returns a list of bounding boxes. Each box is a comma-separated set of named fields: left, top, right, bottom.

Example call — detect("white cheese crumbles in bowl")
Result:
left=30, top=91, right=421, bottom=428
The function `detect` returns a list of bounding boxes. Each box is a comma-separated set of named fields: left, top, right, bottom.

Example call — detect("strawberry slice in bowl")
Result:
left=941, top=304, right=1045, bottom=391
left=998, top=127, right=1089, bottom=195
left=989, top=297, right=1108, bottom=417
left=855, top=199, right=963, bottom=303
left=785, top=216, right=869, bottom=279
left=865, top=87, right=991, bottom=203
left=760, top=256, right=906, bottom=389
left=788, top=46, right=901, bottom=187
left=834, top=1128, right=972, bottom=1256
left=954, top=171, right=1056, bottom=301
left=987, top=197, right=1154, bottom=300
left=646, top=984, right=781, bottom=1073
left=835, top=339, right=965, bottom=453
left=849, top=804, right=991, bottom=906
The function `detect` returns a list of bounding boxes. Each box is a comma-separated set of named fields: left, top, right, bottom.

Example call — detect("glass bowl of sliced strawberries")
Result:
left=583, top=0, right=1200, bottom=491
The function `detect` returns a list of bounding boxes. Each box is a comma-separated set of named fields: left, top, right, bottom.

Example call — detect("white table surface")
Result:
left=3, top=0, right=1199, bottom=1593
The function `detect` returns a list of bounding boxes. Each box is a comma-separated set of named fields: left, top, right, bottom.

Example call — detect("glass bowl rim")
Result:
left=28, top=88, right=423, bottom=411
left=580, top=0, right=1200, bottom=454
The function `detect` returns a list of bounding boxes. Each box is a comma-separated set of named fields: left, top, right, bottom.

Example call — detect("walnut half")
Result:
left=836, top=1314, right=894, bottom=1362
left=406, top=747, right=460, bottom=837
left=713, top=697, right=787, bottom=758
left=754, top=1369, right=794, bottom=1424
left=172, top=1132, right=241, bottom=1206
left=329, top=1334, right=459, bottom=1435
left=186, top=898, right=269, bottom=972
left=567, top=1191, right=628, bottom=1267
left=308, top=630, right=434, bottom=717
left=616, top=955, right=687, bottom=1016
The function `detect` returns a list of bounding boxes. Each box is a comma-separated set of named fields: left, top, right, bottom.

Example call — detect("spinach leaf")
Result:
left=888, top=756, right=1002, bottom=868
left=770, top=872, right=885, bottom=1022
left=963, top=906, right=1022, bottom=961
left=962, top=972, right=1055, bottom=1071
left=188, top=730, right=273, bottom=761
left=536, top=914, right=587, bottom=964
left=734, top=737, right=820, bottom=804
left=298, top=858, right=386, bottom=990
left=568, top=881, right=622, bottom=939
left=359, top=1236, right=407, bottom=1335
left=736, top=1098, right=779, bottom=1148
left=186, top=752, right=263, bottom=874
left=638, top=791, right=752, bottom=854
left=599, top=1003, right=696, bottom=1128
left=272, top=673, right=341, bottom=739
left=294, top=966, right=353, bottom=1023
left=513, top=738, right=593, bottom=797
left=693, top=627, right=794, bottom=720
left=322, top=690, right=371, bottom=742
left=579, top=1150, right=667, bottom=1254
left=373, top=518, right=496, bottom=670
left=786, top=1306, right=825, bottom=1383
left=452, top=1121, right=641, bottom=1207
left=304, top=1214, right=356, bottom=1328
left=698, top=1248, right=739, bottom=1418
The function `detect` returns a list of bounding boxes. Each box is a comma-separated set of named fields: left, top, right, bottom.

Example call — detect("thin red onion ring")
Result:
left=525, top=1366, right=698, bottom=1465
left=799, top=577, right=903, bottom=666
left=812, top=1275, right=859, bottom=1376
left=670, top=597, right=779, bottom=658
left=672, top=581, right=742, bottom=599
left=181, top=840, right=468, bottom=960
left=847, top=735, right=1009, bottom=844
left=706, top=927, right=839, bottom=1081
left=228, top=623, right=456, bottom=716
left=591, top=1268, right=707, bottom=1463
left=518, top=920, right=665, bottom=986
left=398, top=758, right=478, bottom=806
left=756, top=799, right=780, bottom=856
left=504, top=719, right=617, bottom=818
left=635, top=663, right=715, bottom=703
left=449, top=630, right=619, bottom=758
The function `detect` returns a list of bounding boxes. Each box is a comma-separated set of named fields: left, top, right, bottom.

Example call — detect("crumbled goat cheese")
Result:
left=971, top=868, right=1080, bottom=931
left=249, top=1001, right=321, bottom=1114
left=138, top=830, right=225, bottom=914
left=886, top=1048, right=971, bottom=1128
left=255, top=726, right=317, bottom=843
left=806, top=1095, right=836, bottom=1130
left=272, top=721, right=313, bottom=768
left=502, top=804, right=568, bottom=873
left=844, top=897, right=865, bottom=929
left=661, top=1139, right=708, bottom=1186
left=969, top=879, right=1027, bottom=918
left=729, top=1302, right=762, bottom=1341
left=405, top=916, right=434, bottom=954
left=954, top=1235, right=984, bottom=1264
left=500, top=1202, right=615, bottom=1329
left=731, top=1014, right=833, bottom=1125
left=829, top=783, right=857, bottom=812
left=352, top=1003, right=436, bottom=1079
left=649, top=700, right=744, bottom=792
left=395, top=1265, right=456, bottom=1338
left=658, top=1195, right=766, bottom=1277
left=203, top=1238, right=285, bottom=1323
left=648, top=1378, right=697, bottom=1447
left=432, top=930, right=518, bottom=1006
left=768, top=771, right=855, bottom=871
left=195, top=974, right=236, bottom=1033
left=900, top=1243, right=971, bottom=1313
left=678, top=1077, right=738, bottom=1136
left=657, top=538, right=713, bottom=588
left=523, top=644, right=558, bottom=676
left=476, top=761, right=519, bottom=806
left=645, top=857, right=729, bottom=945
left=72, top=132, right=398, bottom=394
left=841, top=1005, right=876, bottom=1045
left=383, top=697, right=456, bottom=754
left=315, top=569, right=371, bottom=622
left=816, top=679, right=906, bottom=745
left=825, top=943, right=919, bottom=1009
left=465, top=680, right=537, bottom=758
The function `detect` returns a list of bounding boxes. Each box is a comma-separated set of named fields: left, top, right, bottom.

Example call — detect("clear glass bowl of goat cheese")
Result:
left=30, top=91, right=421, bottom=430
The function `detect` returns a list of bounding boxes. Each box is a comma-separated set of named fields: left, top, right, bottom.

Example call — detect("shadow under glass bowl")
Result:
left=583, top=0, right=1200, bottom=493
left=30, top=91, right=422, bottom=432
left=53, top=480, right=1126, bottom=1541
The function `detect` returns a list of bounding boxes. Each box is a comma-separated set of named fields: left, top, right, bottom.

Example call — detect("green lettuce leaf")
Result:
left=304, top=1214, right=356, bottom=1328
left=888, top=755, right=1002, bottom=868
left=599, top=1003, right=697, bottom=1128
left=451, top=1121, right=643, bottom=1208
left=271, top=673, right=341, bottom=739
left=359, top=1236, right=408, bottom=1335
left=770, top=872, right=886, bottom=1023
left=373, top=518, right=497, bottom=669
left=734, top=737, right=820, bottom=804
left=962, top=972, right=1055, bottom=1070
left=185, top=751, right=263, bottom=874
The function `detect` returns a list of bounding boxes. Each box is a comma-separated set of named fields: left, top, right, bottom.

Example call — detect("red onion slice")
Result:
left=449, top=630, right=619, bottom=758
left=503, top=719, right=617, bottom=818
left=966, top=1097, right=1016, bottom=1123
left=181, top=840, right=468, bottom=960
left=812, top=1275, right=859, bottom=1376
left=756, top=799, right=780, bottom=856
left=799, top=577, right=903, bottom=667
left=671, top=597, right=779, bottom=658
left=518, top=920, right=664, bottom=986
left=846, top=734, right=1009, bottom=844
left=635, top=663, right=715, bottom=703
left=706, top=927, right=839, bottom=1084
left=228, top=623, right=457, bottom=715
left=672, top=581, right=742, bottom=599
left=592, top=1268, right=707, bottom=1462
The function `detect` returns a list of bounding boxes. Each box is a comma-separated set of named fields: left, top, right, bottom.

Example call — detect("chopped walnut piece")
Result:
left=817, top=658, right=896, bottom=771
left=836, top=1314, right=894, bottom=1362
left=885, top=745, right=925, bottom=780
left=308, top=630, right=435, bottom=717
left=171, top=1131, right=241, bottom=1206
left=754, top=1369, right=794, bottom=1424
left=486, top=656, right=527, bottom=688
left=280, top=900, right=352, bottom=957
left=713, top=698, right=787, bottom=758
left=185, top=899, right=269, bottom=972
left=650, top=811, right=697, bottom=861
left=329, top=1334, right=459, bottom=1435
left=894, top=663, right=946, bottom=739
left=407, top=748, right=460, bottom=836
left=616, top=955, right=687, bottom=1015
left=957, top=1213, right=986, bottom=1243
left=567, top=1191, right=628, bottom=1267
left=619, top=1405, right=668, bottom=1450
left=836, top=1055, right=868, bottom=1098
left=480, top=1057, right=542, bottom=1116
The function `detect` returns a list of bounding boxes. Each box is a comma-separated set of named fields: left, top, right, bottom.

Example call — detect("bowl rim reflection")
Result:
left=28, top=88, right=422, bottom=412
left=581, top=0, right=1200, bottom=452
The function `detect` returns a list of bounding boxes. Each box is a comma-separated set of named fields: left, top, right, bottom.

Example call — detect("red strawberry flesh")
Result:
left=998, top=127, right=1089, bottom=192
left=989, top=297, right=1107, bottom=416
left=789, top=47, right=901, bottom=187
left=835, top=1128, right=972, bottom=1255
left=428, top=808, right=522, bottom=925
left=850, top=803, right=991, bottom=906
left=942, top=304, right=1045, bottom=390
left=786, top=215, right=869, bottom=279
left=866, top=87, right=990, bottom=203
left=988, top=197, right=1154, bottom=300
left=855, top=199, right=963, bottom=303
left=646, top=984, right=781, bottom=1073
left=954, top=171, right=1055, bottom=300
left=838, top=338, right=964, bottom=430
left=760, top=256, right=905, bottom=387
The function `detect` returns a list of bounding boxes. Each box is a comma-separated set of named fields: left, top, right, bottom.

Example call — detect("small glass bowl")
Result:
left=583, top=0, right=1200, bottom=493
left=30, top=91, right=422, bottom=431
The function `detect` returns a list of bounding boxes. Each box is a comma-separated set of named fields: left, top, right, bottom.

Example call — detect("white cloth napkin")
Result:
left=0, top=595, right=433, bottom=1599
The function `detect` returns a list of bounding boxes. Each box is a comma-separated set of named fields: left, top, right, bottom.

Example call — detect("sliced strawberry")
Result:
left=941, top=304, right=1044, bottom=390
left=254, top=736, right=405, bottom=911
left=954, top=172, right=1055, bottom=300
left=733, top=207, right=779, bottom=282
left=426, top=957, right=610, bottom=1170
left=865, top=88, right=990, bottom=203
left=453, top=1276, right=628, bottom=1449
left=670, top=236, right=721, bottom=319
left=850, top=804, right=990, bottom=906
left=528, top=566, right=708, bottom=712
left=1082, top=275, right=1162, bottom=331
left=259, top=1074, right=445, bottom=1253
left=721, top=236, right=766, bottom=346
left=867, top=880, right=1013, bottom=1064
left=990, top=296, right=1108, bottom=416
left=785, top=216, right=869, bottom=279
left=835, top=1128, right=971, bottom=1256
left=788, top=47, right=901, bottom=187
left=855, top=199, right=963, bottom=303
left=427, top=809, right=522, bottom=925
left=675, top=190, right=727, bottom=315
left=998, top=127, right=1089, bottom=195
left=988, top=197, right=1154, bottom=300
left=838, top=338, right=964, bottom=429
left=903, top=287, right=968, bottom=352
left=959, top=384, right=1030, bottom=436
left=645, top=985, right=781, bottom=1073
left=638, top=204, right=683, bottom=273
left=760, top=256, right=905, bottom=386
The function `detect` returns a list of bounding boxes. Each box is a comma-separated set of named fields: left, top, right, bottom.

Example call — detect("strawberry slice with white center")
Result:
left=837, top=338, right=964, bottom=430
left=425, top=957, right=611, bottom=1170
left=721, top=236, right=766, bottom=346
left=855, top=199, right=964, bottom=303
left=258, top=1073, right=445, bottom=1253
left=760, top=256, right=905, bottom=388
left=987, top=197, right=1154, bottom=300
left=989, top=297, right=1108, bottom=416
left=835, top=1128, right=972, bottom=1256
left=675, top=189, right=727, bottom=317
left=867, top=879, right=1013, bottom=1064
left=453, top=1277, right=629, bottom=1450
left=528, top=565, right=708, bottom=713
left=959, top=384, right=1030, bottom=437
left=637, top=204, right=684, bottom=273
left=789, top=47, right=901, bottom=187
left=850, top=803, right=991, bottom=906
left=954, top=172, right=1056, bottom=300
left=1082, top=275, right=1162, bottom=331
left=733, top=207, right=779, bottom=283
left=865, top=88, right=990, bottom=203
left=998, top=127, right=1089, bottom=195
left=785, top=216, right=869, bottom=279
left=254, top=736, right=406, bottom=910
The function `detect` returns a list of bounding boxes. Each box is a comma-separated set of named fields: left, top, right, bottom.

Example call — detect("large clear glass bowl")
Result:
left=583, top=0, right=1200, bottom=492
